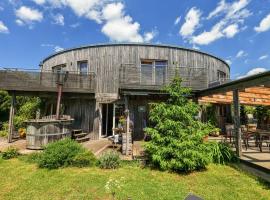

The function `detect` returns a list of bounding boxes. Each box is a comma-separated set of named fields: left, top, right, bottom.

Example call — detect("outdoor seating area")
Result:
left=224, top=123, right=270, bottom=152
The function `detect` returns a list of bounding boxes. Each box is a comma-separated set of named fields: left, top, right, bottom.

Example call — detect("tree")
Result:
left=144, top=78, right=215, bottom=172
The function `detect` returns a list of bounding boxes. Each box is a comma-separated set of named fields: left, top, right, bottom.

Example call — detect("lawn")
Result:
left=0, top=158, right=269, bottom=200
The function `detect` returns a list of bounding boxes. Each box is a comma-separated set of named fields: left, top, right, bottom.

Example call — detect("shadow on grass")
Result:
left=229, top=163, right=270, bottom=190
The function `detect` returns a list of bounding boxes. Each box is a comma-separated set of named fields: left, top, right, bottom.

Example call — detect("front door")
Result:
left=101, top=104, right=113, bottom=137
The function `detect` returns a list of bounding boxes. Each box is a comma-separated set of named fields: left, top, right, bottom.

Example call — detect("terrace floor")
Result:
left=209, top=136, right=270, bottom=172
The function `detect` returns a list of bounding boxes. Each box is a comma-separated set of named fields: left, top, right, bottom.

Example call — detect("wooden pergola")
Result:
left=196, top=71, right=270, bottom=157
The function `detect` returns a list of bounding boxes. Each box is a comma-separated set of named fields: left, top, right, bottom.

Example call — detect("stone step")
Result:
left=73, top=132, right=88, bottom=138
left=75, top=136, right=90, bottom=143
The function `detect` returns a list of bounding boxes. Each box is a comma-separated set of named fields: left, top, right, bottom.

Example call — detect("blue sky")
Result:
left=0, top=0, right=270, bottom=79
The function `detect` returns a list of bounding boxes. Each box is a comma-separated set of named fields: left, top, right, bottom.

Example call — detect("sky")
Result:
left=0, top=0, right=270, bottom=79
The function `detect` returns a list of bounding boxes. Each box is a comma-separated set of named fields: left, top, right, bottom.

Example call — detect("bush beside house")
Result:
left=144, top=78, right=236, bottom=173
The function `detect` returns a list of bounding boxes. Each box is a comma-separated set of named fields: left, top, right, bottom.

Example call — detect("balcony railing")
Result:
left=0, top=69, right=96, bottom=93
left=119, top=65, right=208, bottom=91
left=208, top=78, right=231, bottom=88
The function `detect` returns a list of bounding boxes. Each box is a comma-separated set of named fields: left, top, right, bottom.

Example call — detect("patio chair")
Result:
left=225, top=124, right=234, bottom=144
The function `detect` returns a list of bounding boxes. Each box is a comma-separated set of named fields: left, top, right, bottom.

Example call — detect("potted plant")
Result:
left=209, top=128, right=220, bottom=137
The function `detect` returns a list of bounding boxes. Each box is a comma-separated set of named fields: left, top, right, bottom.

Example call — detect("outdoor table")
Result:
left=248, top=129, right=270, bottom=152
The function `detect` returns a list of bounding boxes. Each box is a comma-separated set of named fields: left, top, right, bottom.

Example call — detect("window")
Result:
left=140, top=59, right=167, bottom=85
left=141, top=60, right=153, bottom=85
left=155, top=61, right=167, bottom=85
left=217, top=70, right=227, bottom=81
left=52, top=64, right=66, bottom=73
left=78, top=61, right=88, bottom=75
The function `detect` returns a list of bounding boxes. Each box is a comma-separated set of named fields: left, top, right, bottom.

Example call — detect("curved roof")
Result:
left=41, top=43, right=229, bottom=68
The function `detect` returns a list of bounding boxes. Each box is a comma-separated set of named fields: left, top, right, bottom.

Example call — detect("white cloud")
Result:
left=222, top=24, right=239, bottom=38
left=237, top=68, right=268, bottom=79
left=174, top=16, right=181, bottom=25
left=54, top=45, right=64, bottom=52
left=225, top=59, right=232, bottom=65
left=15, top=6, right=43, bottom=26
left=207, top=0, right=227, bottom=19
left=259, top=54, right=268, bottom=60
left=254, top=13, right=270, bottom=32
left=41, top=43, right=54, bottom=47
left=144, top=30, right=158, bottom=42
left=52, top=13, right=64, bottom=26
left=41, top=43, right=64, bottom=52
left=179, top=7, right=201, bottom=37
left=187, top=0, right=251, bottom=45
left=0, top=21, right=9, bottom=34
left=70, top=22, right=80, bottom=28
left=101, top=2, right=155, bottom=42
left=236, top=50, right=248, bottom=58
left=30, top=1, right=155, bottom=42
left=192, top=22, right=224, bottom=45
left=15, top=19, right=24, bottom=26
left=32, top=0, right=46, bottom=5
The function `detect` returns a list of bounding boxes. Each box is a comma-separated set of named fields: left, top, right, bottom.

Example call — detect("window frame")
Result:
left=140, top=59, right=168, bottom=85
left=77, top=60, right=88, bottom=75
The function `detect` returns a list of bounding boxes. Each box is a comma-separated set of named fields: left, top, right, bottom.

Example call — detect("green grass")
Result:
left=0, top=158, right=269, bottom=200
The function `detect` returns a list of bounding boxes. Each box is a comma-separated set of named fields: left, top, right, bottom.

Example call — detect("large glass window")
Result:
left=141, top=60, right=153, bottom=85
left=78, top=61, right=88, bottom=75
left=140, top=60, right=167, bottom=85
left=155, top=61, right=167, bottom=85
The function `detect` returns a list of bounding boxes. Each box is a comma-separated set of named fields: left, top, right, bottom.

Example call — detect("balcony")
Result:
left=119, top=65, right=208, bottom=91
left=0, top=69, right=96, bottom=94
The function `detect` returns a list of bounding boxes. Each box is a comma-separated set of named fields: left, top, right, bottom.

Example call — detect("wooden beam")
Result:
left=199, top=98, right=270, bottom=106
left=124, top=96, right=130, bottom=156
left=197, top=71, right=270, bottom=97
left=233, top=89, right=242, bottom=157
left=8, top=92, right=15, bottom=143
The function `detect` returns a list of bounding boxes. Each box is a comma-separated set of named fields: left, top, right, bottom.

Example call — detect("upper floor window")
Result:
left=52, top=64, right=66, bottom=73
left=217, top=70, right=227, bottom=81
left=140, top=59, right=168, bottom=85
left=78, top=61, right=88, bottom=75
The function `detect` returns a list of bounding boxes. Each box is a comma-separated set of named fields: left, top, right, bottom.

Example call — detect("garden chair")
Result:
left=225, top=124, right=234, bottom=144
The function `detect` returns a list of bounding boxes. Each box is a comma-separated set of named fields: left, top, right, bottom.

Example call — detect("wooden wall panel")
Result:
left=42, top=44, right=229, bottom=97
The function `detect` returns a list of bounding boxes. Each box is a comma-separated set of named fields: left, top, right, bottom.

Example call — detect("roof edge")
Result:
left=40, top=43, right=230, bottom=68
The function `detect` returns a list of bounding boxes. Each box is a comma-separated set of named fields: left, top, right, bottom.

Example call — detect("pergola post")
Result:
left=124, top=95, right=130, bottom=156
left=8, top=92, right=16, bottom=143
left=233, top=89, right=242, bottom=157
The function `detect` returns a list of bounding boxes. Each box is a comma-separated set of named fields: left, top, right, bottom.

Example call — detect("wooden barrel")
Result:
left=26, top=119, right=73, bottom=149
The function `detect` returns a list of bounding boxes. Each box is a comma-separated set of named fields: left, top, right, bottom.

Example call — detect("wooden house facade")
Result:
left=40, top=43, right=229, bottom=140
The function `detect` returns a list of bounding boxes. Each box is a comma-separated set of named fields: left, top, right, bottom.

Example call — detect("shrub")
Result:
left=23, top=152, right=42, bottom=164
left=98, top=151, right=121, bottom=169
left=207, top=141, right=237, bottom=164
left=1, top=147, right=20, bottom=160
left=144, top=78, right=215, bottom=173
left=71, top=151, right=96, bottom=167
left=0, top=122, right=9, bottom=138
left=37, top=138, right=96, bottom=169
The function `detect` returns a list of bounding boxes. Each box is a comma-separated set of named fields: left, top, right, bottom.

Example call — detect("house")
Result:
left=40, top=43, right=230, bottom=140
left=0, top=43, right=230, bottom=142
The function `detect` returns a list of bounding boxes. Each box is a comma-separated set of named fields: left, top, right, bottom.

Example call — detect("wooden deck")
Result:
left=241, top=146, right=270, bottom=171
left=0, top=70, right=96, bottom=94
left=209, top=136, right=270, bottom=172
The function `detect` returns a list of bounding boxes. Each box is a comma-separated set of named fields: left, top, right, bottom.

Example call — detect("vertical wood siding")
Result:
left=42, top=44, right=229, bottom=139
